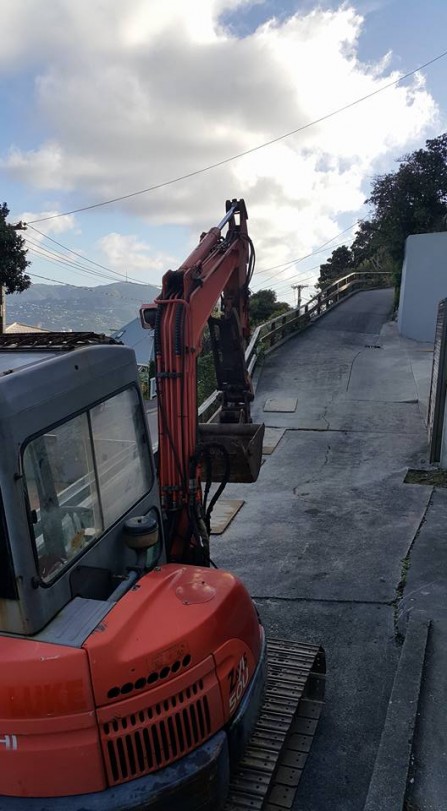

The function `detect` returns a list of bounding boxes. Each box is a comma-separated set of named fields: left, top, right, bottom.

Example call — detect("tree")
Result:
left=366, top=133, right=447, bottom=265
left=317, top=245, right=353, bottom=289
left=249, top=289, right=290, bottom=325
left=0, top=203, right=31, bottom=333
left=316, top=133, right=447, bottom=294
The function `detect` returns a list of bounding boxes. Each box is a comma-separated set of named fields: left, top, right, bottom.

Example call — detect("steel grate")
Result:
left=101, top=677, right=213, bottom=784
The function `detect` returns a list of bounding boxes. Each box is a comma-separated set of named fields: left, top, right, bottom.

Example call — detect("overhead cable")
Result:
left=253, top=221, right=361, bottom=277
left=26, top=249, right=150, bottom=305
left=26, top=239, right=124, bottom=283
left=28, top=272, right=79, bottom=286
left=26, top=49, right=447, bottom=224
left=27, top=224, right=145, bottom=285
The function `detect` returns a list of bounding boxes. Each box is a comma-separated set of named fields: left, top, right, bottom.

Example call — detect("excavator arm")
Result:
left=141, top=199, right=264, bottom=564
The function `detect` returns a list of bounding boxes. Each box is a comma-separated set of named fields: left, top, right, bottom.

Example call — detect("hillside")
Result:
left=5, top=281, right=160, bottom=333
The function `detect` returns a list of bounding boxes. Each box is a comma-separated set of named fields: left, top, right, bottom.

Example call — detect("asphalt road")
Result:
left=213, top=288, right=434, bottom=810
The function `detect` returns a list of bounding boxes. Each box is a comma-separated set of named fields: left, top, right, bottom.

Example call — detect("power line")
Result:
left=28, top=235, right=317, bottom=299
left=26, top=238, right=134, bottom=285
left=275, top=264, right=321, bottom=288
left=251, top=263, right=321, bottom=295
left=25, top=49, right=447, bottom=224
left=270, top=269, right=321, bottom=297
left=26, top=249, right=152, bottom=306
left=26, top=239, right=124, bottom=283
left=253, top=221, right=361, bottom=277
left=252, top=224, right=361, bottom=288
left=27, top=227, right=319, bottom=300
left=253, top=237, right=358, bottom=288
left=27, top=224, right=146, bottom=285
left=28, top=211, right=360, bottom=292
left=257, top=237, right=362, bottom=293
left=28, top=272, right=80, bottom=286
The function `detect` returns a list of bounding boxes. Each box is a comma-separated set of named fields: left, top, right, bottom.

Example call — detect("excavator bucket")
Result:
left=198, top=422, right=265, bottom=483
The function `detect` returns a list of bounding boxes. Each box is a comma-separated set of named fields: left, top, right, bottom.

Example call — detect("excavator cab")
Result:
left=0, top=333, right=269, bottom=809
left=0, top=333, right=164, bottom=637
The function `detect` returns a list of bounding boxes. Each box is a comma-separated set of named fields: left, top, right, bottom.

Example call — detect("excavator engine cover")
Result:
left=199, top=422, right=265, bottom=483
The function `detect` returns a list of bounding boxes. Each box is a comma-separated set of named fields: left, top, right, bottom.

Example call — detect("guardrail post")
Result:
left=317, top=294, right=321, bottom=315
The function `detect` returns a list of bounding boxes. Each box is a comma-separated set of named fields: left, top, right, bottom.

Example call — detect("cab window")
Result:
left=23, top=387, right=152, bottom=583
left=91, top=388, right=151, bottom=527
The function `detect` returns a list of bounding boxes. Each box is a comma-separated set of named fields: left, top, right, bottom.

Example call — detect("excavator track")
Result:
left=225, top=638, right=326, bottom=811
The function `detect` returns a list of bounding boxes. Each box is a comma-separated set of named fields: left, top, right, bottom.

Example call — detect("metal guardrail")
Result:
left=198, top=271, right=393, bottom=422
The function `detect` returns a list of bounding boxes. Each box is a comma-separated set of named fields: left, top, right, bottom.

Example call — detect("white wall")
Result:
left=398, top=233, right=447, bottom=342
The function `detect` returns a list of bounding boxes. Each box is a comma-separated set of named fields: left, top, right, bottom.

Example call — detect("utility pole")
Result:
left=0, top=221, right=27, bottom=334
left=291, top=284, right=308, bottom=311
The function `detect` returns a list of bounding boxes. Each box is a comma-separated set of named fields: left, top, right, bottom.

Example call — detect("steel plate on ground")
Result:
left=210, top=499, right=245, bottom=534
left=262, top=427, right=286, bottom=454
left=263, top=398, right=297, bottom=413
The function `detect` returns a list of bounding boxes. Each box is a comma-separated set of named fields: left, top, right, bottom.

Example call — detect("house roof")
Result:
left=112, top=317, right=154, bottom=366
left=5, top=322, right=49, bottom=334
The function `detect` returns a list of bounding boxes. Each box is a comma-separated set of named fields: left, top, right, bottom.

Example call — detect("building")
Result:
left=5, top=322, right=49, bottom=334
left=112, top=317, right=154, bottom=368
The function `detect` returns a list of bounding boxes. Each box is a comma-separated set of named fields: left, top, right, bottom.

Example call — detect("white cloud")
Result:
left=0, top=1, right=439, bottom=294
left=20, top=212, right=77, bottom=236
left=98, top=233, right=178, bottom=284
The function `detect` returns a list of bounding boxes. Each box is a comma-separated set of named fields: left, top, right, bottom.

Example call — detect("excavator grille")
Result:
left=100, top=674, right=220, bottom=785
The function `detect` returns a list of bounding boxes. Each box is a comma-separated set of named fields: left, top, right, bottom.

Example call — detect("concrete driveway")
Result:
left=214, top=288, right=438, bottom=810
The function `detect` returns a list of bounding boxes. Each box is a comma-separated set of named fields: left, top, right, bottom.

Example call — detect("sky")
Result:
left=1, top=0, right=447, bottom=307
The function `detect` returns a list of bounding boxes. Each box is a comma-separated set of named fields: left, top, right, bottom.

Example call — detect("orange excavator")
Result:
left=0, top=200, right=324, bottom=810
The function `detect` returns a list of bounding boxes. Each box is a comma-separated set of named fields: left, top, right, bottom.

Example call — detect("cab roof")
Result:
left=0, top=351, right=56, bottom=376
left=0, top=332, right=121, bottom=378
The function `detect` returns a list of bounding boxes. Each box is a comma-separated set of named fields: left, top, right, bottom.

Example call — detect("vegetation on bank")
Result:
left=317, top=134, right=447, bottom=304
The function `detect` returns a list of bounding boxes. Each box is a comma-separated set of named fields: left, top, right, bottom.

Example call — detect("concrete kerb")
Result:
left=363, top=613, right=430, bottom=811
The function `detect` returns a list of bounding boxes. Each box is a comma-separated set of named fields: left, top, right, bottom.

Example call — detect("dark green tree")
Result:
left=317, top=133, right=447, bottom=293
left=249, top=289, right=290, bottom=325
left=366, top=133, right=447, bottom=265
left=0, top=203, right=31, bottom=333
left=317, top=245, right=353, bottom=289
left=350, top=221, right=377, bottom=267
left=0, top=204, right=30, bottom=293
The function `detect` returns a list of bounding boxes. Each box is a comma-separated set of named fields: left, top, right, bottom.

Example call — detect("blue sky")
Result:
left=1, top=0, right=446, bottom=306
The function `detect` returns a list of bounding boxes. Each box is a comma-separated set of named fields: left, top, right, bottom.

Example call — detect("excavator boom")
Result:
left=141, top=199, right=264, bottom=563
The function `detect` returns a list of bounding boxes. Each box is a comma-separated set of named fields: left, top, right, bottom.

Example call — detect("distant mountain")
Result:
left=5, top=282, right=160, bottom=333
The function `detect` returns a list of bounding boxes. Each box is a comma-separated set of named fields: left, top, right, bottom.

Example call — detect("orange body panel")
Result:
left=0, top=638, right=105, bottom=796
left=0, top=564, right=262, bottom=798
left=83, top=564, right=262, bottom=711
left=214, top=638, right=257, bottom=720
left=83, top=565, right=262, bottom=787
